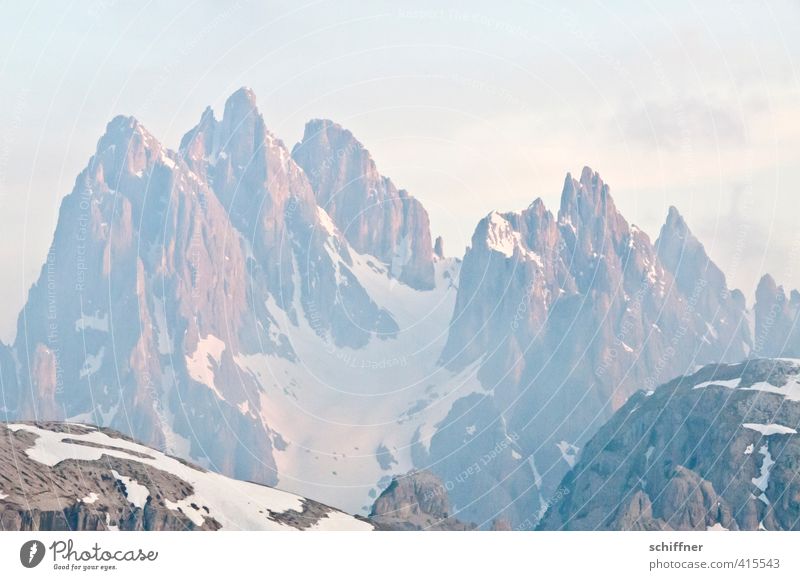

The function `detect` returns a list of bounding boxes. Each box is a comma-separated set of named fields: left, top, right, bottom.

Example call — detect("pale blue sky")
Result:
left=0, top=0, right=799, bottom=340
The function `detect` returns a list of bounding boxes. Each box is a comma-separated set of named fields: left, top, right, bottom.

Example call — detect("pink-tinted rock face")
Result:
left=181, top=91, right=398, bottom=349
left=8, top=88, right=402, bottom=495
left=292, top=119, right=436, bottom=290
left=13, top=113, right=276, bottom=485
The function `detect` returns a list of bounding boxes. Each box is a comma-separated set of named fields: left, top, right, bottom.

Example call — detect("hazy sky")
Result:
left=0, top=0, right=798, bottom=341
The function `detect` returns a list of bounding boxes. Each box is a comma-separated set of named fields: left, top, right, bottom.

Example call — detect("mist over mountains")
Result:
left=2, top=87, right=799, bottom=529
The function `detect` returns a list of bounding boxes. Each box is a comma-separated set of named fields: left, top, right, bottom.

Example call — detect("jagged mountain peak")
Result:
left=180, top=87, right=294, bottom=173
left=657, top=205, right=695, bottom=248
left=227, top=85, right=258, bottom=108
left=102, top=114, right=148, bottom=140
left=556, top=167, right=627, bottom=255
left=656, top=205, right=700, bottom=251
left=220, top=86, right=261, bottom=132
left=757, top=272, right=780, bottom=296
left=292, top=117, right=381, bottom=207
left=558, top=166, right=613, bottom=221
left=71, top=114, right=190, bottom=209
left=433, top=235, right=445, bottom=259
left=298, top=118, right=361, bottom=152
left=292, top=116, right=436, bottom=290
left=96, top=115, right=171, bottom=162
left=655, top=204, right=731, bottom=302
left=753, top=273, right=800, bottom=358
left=664, top=204, right=686, bottom=229
left=526, top=197, right=548, bottom=213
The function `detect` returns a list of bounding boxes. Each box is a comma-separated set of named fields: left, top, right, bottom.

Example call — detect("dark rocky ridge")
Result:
left=0, top=422, right=371, bottom=531
left=540, top=358, right=800, bottom=530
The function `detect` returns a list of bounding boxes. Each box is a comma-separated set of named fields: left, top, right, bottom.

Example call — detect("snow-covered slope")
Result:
left=235, top=254, right=469, bottom=514
left=0, top=422, right=372, bottom=531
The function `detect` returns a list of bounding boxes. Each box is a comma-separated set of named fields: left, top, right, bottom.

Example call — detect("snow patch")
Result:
left=111, top=470, right=150, bottom=509
left=743, top=423, right=797, bottom=436
left=82, top=492, right=99, bottom=504
left=185, top=334, right=226, bottom=399
left=527, top=455, right=542, bottom=489
left=751, top=444, right=774, bottom=507
left=316, top=207, right=337, bottom=237
left=164, top=497, right=206, bottom=526
left=556, top=441, right=580, bottom=468
left=160, top=155, right=176, bottom=169
left=152, top=296, right=173, bottom=355
left=80, top=347, right=105, bottom=378
left=742, top=378, right=800, bottom=401
left=75, top=311, right=109, bottom=333
left=484, top=212, right=543, bottom=266
left=693, top=378, right=741, bottom=390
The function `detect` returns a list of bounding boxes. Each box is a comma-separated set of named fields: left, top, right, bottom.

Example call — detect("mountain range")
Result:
left=2, top=87, right=799, bottom=530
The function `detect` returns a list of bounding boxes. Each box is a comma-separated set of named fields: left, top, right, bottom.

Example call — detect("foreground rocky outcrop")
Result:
left=0, top=422, right=372, bottom=531
left=539, top=358, right=800, bottom=530
left=369, top=470, right=475, bottom=530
